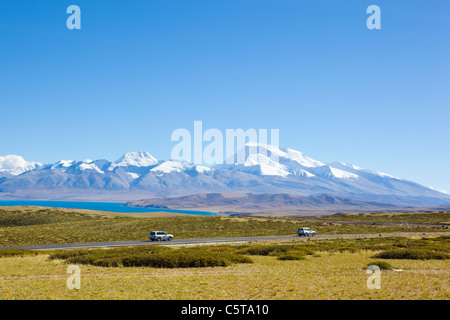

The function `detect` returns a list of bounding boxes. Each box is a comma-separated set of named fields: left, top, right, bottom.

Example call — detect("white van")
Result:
left=297, top=228, right=316, bottom=237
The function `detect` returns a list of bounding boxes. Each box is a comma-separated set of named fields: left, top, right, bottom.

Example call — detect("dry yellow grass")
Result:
left=0, top=251, right=448, bottom=300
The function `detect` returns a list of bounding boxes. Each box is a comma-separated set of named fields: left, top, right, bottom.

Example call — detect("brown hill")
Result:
left=125, top=193, right=418, bottom=216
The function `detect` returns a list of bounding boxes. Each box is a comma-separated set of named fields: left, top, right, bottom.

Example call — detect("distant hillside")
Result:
left=125, top=193, right=440, bottom=216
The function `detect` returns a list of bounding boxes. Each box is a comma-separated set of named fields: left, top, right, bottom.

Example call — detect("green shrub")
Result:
left=373, top=249, right=450, bottom=260
left=92, top=257, right=124, bottom=268
left=50, top=245, right=173, bottom=261
left=66, top=253, right=103, bottom=265
left=120, top=252, right=232, bottom=268
left=57, top=245, right=252, bottom=268
left=0, top=249, right=39, bottom=258
left=237, top=245, right=286, bottom=256
left=183, top=245, right=239, bottom=254
left=238, top=245, right=313, bottom=257
left=221, top=253, right=253, bottom=264
left=367, top=261, right=392, bottom=270
left=48, top=249, right=93, bottom=260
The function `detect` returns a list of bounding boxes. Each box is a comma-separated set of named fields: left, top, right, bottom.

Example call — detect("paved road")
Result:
left=1, top=231, right=449, bottom=251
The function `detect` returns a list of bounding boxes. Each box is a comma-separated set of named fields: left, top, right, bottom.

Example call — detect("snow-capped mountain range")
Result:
left=1, top=145, right=449, bottom=207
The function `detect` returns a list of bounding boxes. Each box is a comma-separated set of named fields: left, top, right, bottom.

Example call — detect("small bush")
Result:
left=184, top=246, right=239, bottom=254
left=66, top=253, right=103, bottom=265
left=92, top=257, right=124, bottom=268
left=120, top=252, right=232, bottom=268
left=50, top=246, right=173, bottom=262
left=0, top=249, right=39, bottom=258
left=221, top=253, right=253, bottom=264
left=238, top=245, right=287, bottom=256
left=48, top=249, right=93, bottom=260
left=238, top=245, right=314, bottom=257
left=367, top=261, right=392, bottom=270
left=373, top=249, right=450, bottom=260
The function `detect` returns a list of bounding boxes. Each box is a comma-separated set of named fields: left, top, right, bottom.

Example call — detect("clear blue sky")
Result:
left=0, top=0, right=449, bottom=192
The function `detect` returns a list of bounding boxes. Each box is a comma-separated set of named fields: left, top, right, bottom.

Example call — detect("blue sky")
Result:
left=0, top=0, right=449, bottom=192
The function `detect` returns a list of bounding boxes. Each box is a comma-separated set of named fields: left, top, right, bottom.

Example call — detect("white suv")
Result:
left=297, top=228, right=316, bottom=237
left=149, top=231, right=173, bottom=241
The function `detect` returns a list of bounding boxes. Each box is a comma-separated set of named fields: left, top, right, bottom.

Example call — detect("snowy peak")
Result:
left=51, top=160, right=74, bottom=170
left=151, top=160, right=190, bottom=174
left=77, top=162, right=105, bottom=174
left=221, top=143, right=357, bottom=179
left=0, top=155, right=41, bottom=175
left=280, top=147, right=325, bottom=168
left=245, top=153, right=290, bottom=177
left=221, top=152, right=291, bottom=177
left=311, top=165, right=359, bottom=179
left=244, top=143, right=325, bottom=168
left=151, top=160, right=213, bottom=175
left=329, top=161, right=403, bottom=180
left=113, top=151, right=158, bottom=168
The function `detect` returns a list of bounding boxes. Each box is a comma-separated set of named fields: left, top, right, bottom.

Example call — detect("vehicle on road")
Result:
left=149, top=231, right=173, bottom=241
left=297, top=227, right=316, bottom=237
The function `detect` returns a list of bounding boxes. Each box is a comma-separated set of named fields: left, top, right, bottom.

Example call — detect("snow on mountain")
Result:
left=428, top=186, right=449, bottom=195
left=245, top=143, right=325, bottom=168
left=0, top=155, right=41, bottom=175
left=151, top=161, right=189, bottom=174
left=51, top=160, right=74, bottom=170
left=127, top=172, right=140, bottom=180
left=78, top=161, right=104, bottom=174
left=195, top=165, right=213, bottom=174
left=112, top=151, right=158, bottom=168
left=219, top=143, right=358, bottom=179
left=329, top=161, right=403, bottom=180
left=222, top=152, right=291, bottom=177
left=0, top=147, right=449, bottom=207
left=277, top=147, right=325, bottom=168
left=291, top=169, right=316, bottom=178
left=48, top=159, right=105, bottom=174
left=322, top=166, right=359, bottom=179
left=151, top=160, right=213, bottom=175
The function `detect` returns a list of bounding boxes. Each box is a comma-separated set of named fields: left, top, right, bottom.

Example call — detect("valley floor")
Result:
left=1, top=207, right=448, bottom=247
left=0, top=207, right=448, bottom=300
left=0, top=250, right=448, bottom=299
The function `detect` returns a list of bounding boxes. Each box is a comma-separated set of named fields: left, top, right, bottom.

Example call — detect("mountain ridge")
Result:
left=125, top=192, right=450, bottom=216
left=1, top=145, right=449, bottom=207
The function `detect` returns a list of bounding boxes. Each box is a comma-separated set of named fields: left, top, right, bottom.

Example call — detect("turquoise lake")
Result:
left=0, top=200, right=216, bottom=216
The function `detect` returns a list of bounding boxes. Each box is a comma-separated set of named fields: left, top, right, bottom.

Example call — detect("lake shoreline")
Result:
left=0, top=200, right=216, bottom=216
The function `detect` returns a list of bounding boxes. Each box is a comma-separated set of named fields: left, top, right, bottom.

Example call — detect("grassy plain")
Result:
left=0, top=235, right=448, bottom=299
left=0, top=207, right=448, bottom=300
left=312, top=211, right=450, bottom=224
left=0, top=207, right=448, bottom=247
